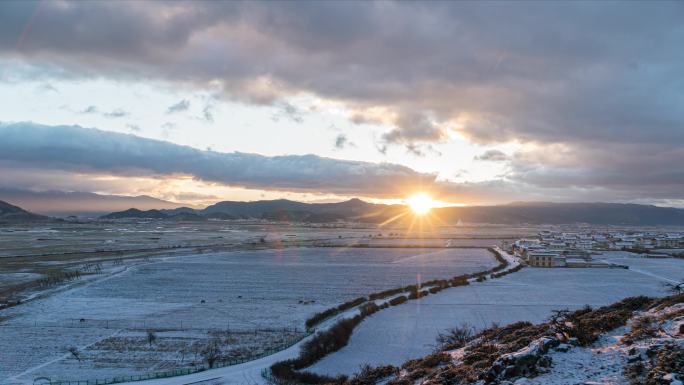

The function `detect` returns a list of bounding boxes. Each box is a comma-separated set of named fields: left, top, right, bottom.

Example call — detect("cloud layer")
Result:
left=1, top=1, right=682, bottom=204
left=0, top=122, right=434, bottom=196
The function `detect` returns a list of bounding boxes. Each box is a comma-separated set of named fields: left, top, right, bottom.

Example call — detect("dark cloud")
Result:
left=201, top=105, right=214, bottom=123
left=2, top=3, right=682, bottom=142
left=334, top=134, right=354, bottom=150
left=80, top=105, right=128, bottom=118
left=506, top=142, right=684, bottom=197
left=82, top=105, right=98, bottom=114
left=103, top=108, right=128, bottom=118
left=166, top=99, right=190, bottom=114
left=1, top=1, right=682, bottom=202
left=271, top=102, right=304, bottom=124
left=0, top=122, right=434, bottom=197
left=381, top=111, right=447, bottom=145
left=0, top=122, right=680, bottom=206
left=475, top=150, right=509, bottom=162
left=404, top=143, right=424, bottom=157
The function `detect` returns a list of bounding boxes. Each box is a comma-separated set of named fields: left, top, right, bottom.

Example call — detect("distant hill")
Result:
left=434, top=202, right=684, bottom=226
left=100, top=208, right=168, bottom=220
left=0, top=189, right=192, bottom=217
left=200, top=198, right=399, bottom=223
left=166, top=212, right=207, bottom=222
left=102, top=199, right=684, bottom=226
left=100, top=209, right=208, bottom=222
left=0, top=199, right=48, bottom=222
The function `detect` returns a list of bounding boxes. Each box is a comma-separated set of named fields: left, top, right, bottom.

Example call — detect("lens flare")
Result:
left=406, top=193, right=436, bottom=215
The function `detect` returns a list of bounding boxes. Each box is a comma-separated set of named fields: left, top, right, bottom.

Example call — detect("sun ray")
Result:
left=378, top=210, right=409, bottom=227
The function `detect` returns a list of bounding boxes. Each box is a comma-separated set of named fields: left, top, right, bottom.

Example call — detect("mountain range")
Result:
left=0, top=189, right=190, bottom=217
left=99, top=199, right=684, bottom=226
left=0, top=199, right=47, bottom=222
left=2, top=192, right=684, bottom=225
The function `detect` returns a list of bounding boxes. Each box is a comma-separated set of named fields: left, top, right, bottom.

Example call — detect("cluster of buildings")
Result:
left=605, top=232, right=684, bottom=250
left=512, top=230, right=684, bottom=268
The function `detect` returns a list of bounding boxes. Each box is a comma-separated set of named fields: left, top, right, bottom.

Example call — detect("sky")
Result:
left=0, top=1, right=682, bottom=207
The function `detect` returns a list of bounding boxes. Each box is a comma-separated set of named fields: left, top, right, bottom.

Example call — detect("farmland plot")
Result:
left=325, top=237, right=507, bottom=248
left=0, top=247, right=496, bottom=383
left=310, top=255, right=684, bottom=376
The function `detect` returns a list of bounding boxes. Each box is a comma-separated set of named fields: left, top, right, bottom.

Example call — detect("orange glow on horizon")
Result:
left=406, top=193, right=437, bottom=215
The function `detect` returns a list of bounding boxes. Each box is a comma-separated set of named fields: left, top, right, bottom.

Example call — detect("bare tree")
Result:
left=68, top=346, right=81, bottom=362
left=435, top=323, right=474, bottom=351
left=190, top=340, right=204, bottom=362
left=663, top=279, right=684, bottom=295
left=147, top=330, right=157, bottom=348
left=179, top=347, right=187, bottom=364
left=548, top=308, right=572, bottom=336
left=202, top=338, right=222, bottom=368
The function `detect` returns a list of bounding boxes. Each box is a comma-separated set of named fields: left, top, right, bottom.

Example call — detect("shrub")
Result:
left=369, top=288, right=404, bottom=300
left=270, top=359, right=342, bottom=384
left=450, top=278, right=469, bottom=287
left=461, top=342, right=499, bottom=367
left=645, top=344, right=684, bottom=385
left=436, top=323, right=475, bottom=351
left=68, top=346, right=81, bottom=362
left=271, top=303, right=383, bottom=384
left=305, top=296, right=368, bottom=329
left=653, top=293, right=684, bottom=309
left=402, top=352, right=451, bottom=372
left=427, top=365, right=478, bottom=385
left=306, top=308, right=339, bottom=329
left=358, top=303, right=380, bottom=317
left=338, top=296, right=367, bottom=312
left=348, top=365, right=397, bottom=385
left=201, top=338, right=222, bottom=368
left=428, top=286, right=442, bottom=294
left=420, top=352, right=452, bottom=368
left=406, top=367, right=430, bottom=381
left=623, top=316, right=659, bottom=345
left=389, top=296, right=408, bottom=306
left=565, top=296, right=653, bottom=346
left=146, top=330, right=157, bottom=348
left=663, top=280, right=684, bottom=295
left=407, top=290, right=427, bottom=300
left=422, top=279, right=449, bottom=289
left=299, top=317, right=359, bottom=366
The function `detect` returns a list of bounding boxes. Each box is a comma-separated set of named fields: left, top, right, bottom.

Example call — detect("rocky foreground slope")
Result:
left=339, top=294, right=684, bottom=385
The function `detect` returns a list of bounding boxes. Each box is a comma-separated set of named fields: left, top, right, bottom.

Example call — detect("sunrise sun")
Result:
left=406, top=193, right=438, bottom=215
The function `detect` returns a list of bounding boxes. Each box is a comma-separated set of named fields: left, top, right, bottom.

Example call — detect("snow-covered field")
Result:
left=0, top=222, right=535, bottom=258
left=310, top=251, right=684, bottom=376
left=0, top=272, right=43, bottom=289
left=324, top=238, right=510, bottom=248
left=0, top=246, right=496, bottom=383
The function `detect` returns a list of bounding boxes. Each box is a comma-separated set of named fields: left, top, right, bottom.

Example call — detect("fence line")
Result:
left=42, top=330, right=313, bottom=385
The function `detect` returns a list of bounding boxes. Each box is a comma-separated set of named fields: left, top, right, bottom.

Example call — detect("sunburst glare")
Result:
left=406, top=193, right=437, bottom=216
